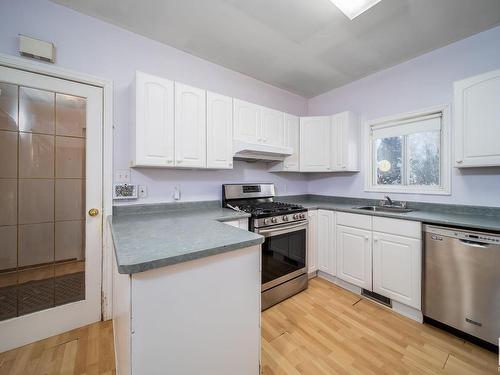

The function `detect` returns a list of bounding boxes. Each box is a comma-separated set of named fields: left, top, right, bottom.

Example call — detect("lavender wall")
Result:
left=0, top=0, right=309, bottom=203
left=307, top=26, right=500, bottom=207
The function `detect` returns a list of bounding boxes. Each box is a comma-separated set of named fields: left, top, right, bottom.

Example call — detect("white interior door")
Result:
left=0, top=65, right=103, bottom=352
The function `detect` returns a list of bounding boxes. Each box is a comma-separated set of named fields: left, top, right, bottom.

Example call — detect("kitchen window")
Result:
left=365, top=105, right=451, bottom=195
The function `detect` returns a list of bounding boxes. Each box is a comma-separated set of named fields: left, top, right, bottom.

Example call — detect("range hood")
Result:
left=233, top=140, right=293, bottom=162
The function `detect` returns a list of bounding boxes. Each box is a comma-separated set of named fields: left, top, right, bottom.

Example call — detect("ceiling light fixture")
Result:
left=329, top=0, right=382, bottom=20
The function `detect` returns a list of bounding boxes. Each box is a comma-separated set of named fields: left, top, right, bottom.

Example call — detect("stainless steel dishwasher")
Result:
left=424, top=225, right=500, bottom=346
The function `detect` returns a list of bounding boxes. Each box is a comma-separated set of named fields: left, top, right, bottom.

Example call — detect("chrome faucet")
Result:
left=384, top=195, right=393, bottom=206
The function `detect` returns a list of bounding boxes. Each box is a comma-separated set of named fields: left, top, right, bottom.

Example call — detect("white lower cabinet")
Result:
left=372, top=233, right=421, bottom=309
left=336, top=224, right=372, bottom=290
left=317, top=210, right=335, bottom=276
left=307, top=210, right=318, bottom=274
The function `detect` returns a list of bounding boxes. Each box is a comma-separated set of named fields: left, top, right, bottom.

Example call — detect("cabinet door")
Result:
left=134, top=71, right=174, bottom=166
left=372, top=232, right=421, bottom=309
left=207, top=92, right=233, bottom=169
left=317, top=210, right=335, bottom=276
left=261, top=108, right=284, bottom=147
left=454, top=69, right=500, bottom=167
left=284, top=114, right=300, bottom=171
left=233, top=99, right=261, bottom=143
left=336, top=225, right=372, bottom=289
left=330, top=111, right=359, bottom=172
left=300, top=116, right=331, bottom=171
left=307, top=210, right=318, bottom=274
left=174, top=83, right=207, bottom=168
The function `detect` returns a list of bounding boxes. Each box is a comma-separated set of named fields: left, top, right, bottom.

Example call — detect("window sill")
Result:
left=364, top=186, right=451, bottom=196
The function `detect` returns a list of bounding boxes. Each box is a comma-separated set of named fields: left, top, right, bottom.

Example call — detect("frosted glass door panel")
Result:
left=0, top=85, right=87, bottom=321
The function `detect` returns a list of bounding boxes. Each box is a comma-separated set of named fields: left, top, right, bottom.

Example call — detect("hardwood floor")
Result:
left=261, top=277, right=499, bottom=375
left=1, top=278, right=498, bottom=374
left=0, top=320, right=115, bottom=375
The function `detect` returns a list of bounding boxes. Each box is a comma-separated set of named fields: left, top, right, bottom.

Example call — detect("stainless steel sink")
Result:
left=353, top=205, right=414, bottom=213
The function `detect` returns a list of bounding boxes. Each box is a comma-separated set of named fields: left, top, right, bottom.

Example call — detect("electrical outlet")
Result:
left=138, top=185, right=148, bottom=198
left=115, top=169, right=131, bottom=183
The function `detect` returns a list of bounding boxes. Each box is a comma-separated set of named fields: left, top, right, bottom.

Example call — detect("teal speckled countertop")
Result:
left=110, top=201, right=263, bottom=274
left=278, top=195, right=500, bottom=232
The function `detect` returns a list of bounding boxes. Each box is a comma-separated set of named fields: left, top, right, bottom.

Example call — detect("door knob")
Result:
left=88, top=208, right=99, bottom=217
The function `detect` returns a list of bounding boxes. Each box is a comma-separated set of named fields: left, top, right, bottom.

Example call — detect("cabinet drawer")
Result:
left=372, top=217, right=421, bottom=239
left=337, top=212, right=371, bottom=230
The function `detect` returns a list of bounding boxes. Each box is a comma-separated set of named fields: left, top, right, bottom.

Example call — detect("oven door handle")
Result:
left=256, top=221, right=307, bottom=237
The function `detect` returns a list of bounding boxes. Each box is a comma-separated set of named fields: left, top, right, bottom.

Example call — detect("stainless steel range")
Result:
left=223, top=183, right=308, bottom=310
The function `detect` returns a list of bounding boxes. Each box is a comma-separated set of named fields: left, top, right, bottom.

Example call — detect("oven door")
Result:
left=256, top=221, right=307, bottom=292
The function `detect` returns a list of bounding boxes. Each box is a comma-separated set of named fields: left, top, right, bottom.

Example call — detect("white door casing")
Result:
left=0, top=65, right=103, bottom=352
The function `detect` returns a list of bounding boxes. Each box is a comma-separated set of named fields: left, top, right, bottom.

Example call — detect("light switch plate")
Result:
left=115, top=169, right=131, bottom=183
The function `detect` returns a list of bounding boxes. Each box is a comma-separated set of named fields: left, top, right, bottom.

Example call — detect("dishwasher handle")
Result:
left=459, top=239, right=489, bottom=248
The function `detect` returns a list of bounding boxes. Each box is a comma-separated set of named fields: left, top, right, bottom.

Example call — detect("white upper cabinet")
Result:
left=130, top=71, right=174, bottom=167
left=207, top=91, right=233, bottom=169
left=300, top=116, right=331, bottom=172
left=317, top=210, right=335, bottom=276
left=454, top=69, right=500, bottom=167
left=174, top=83, right=207, bottom=168
left=233, top=99, right=262, bottom=143
left=268, top=113, right=300, bottom=172
left=261, top=108, right=284, bottom=147
left=330, top=111, right=359, bottom=172
left=307, top=210, right=318, bottom=274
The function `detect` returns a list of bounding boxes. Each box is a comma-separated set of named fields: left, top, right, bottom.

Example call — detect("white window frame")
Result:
left=364, top=105, right=451, bottom=195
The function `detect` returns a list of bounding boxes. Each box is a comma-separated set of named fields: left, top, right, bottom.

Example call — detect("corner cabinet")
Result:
left=207, top=92, right=233, bottom=169
left=454, top=69, right=500, bottom=167
left=300, top=112, right=359, bottom=172
left=174, top=83, right=207, bottom=168
left=130, top=71, right=175, bottom=167
left=300, top=116, right=331, bottom=171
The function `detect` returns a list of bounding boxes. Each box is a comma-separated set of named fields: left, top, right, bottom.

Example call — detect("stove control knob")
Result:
left=300, top=213, right=306, bottom=219
left=271, top=217, right=278, bottom=223
left=293, top=214, right=299, bottom=220
left=282, top=215, right=289, bottom=221
left=263, top=218, right=271, bottom=225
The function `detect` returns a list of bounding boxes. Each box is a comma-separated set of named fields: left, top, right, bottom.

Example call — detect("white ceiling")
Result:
left=52, top=0, right=500, bottom=98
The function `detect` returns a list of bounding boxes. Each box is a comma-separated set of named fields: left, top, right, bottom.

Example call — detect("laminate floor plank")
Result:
left=261, top=277, right=499, bottom=375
